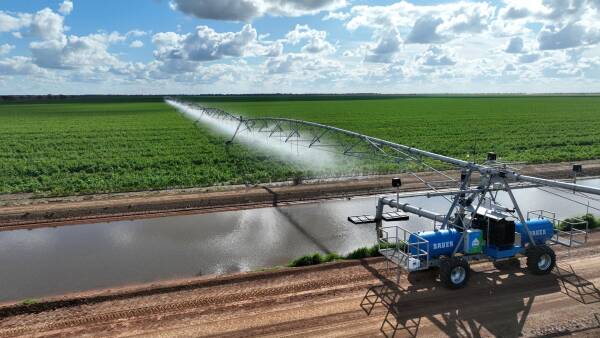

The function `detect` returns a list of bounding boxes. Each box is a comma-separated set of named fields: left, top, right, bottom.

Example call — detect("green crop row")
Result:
left=2, top=95, right=600, bottom=196
left=0, top=100, right=303, bottom=196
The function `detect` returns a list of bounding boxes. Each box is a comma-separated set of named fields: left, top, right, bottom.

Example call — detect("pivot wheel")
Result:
left=526, top=245, right=556, bottom=275
left=440, top=256, right=470, bottom=289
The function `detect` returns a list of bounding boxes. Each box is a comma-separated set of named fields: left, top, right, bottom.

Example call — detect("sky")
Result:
left=1, top=0, right=600, bottom=94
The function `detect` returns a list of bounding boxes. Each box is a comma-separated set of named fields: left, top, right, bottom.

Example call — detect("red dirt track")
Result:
left=1, top=234, right=600, bottom=337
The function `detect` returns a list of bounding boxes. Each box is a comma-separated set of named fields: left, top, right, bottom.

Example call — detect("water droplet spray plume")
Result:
left=166, top=99, right=348, bottom=174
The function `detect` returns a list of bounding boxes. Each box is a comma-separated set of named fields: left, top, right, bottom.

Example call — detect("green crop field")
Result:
left=0, top=100, right=300, bottom=196
left=2, top=95, right=600, bottom=196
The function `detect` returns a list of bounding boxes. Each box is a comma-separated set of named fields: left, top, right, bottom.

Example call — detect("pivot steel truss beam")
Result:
left=172, top=99, right=600, bottom=197
left=170, top=98, right=600, bottom=248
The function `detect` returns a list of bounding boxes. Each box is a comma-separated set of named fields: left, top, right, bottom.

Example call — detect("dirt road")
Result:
left=2, top=160, right=600, bottom=229
left=1, top=234, right=600, bottom=337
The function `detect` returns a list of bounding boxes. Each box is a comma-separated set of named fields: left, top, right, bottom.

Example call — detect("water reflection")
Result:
left=0, top=179, right=599, bottom=302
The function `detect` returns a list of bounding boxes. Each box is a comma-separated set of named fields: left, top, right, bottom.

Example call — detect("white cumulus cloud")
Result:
left=538, top=23, right=600, bottom=50
left=130, top=40, right=144, bottom=48
left=406, top=16, right=445, bottom=44
left=505, top=37, right=524, bottom=53
left=150, top=25, right=276, bottom=74
left=170, top=0, right=347, bottom=21
left=417, top=46, right=457, bottom=66
left=0, top=11, right=32, bottom=33
left=30, top=8, right=65, bottom=41
left=5, top=0, right=600, bottom=93
left=285, top=25, right=335, bottom=54
left=0, top=56, right=47, bottom=76
left=154, top=24, right=257, bottom=62
left=364, top=29, right=402, bottom=63
left=59, top=1, right=74, bottom=16
left=0, top=44, right=15, bottom=55
left=30, top=32, right=125, bottom=69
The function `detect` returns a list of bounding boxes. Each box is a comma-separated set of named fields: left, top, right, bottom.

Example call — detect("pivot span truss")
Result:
left=171, top=98, right=600, bottom=246
left=174, top=99, right=462, bottom=189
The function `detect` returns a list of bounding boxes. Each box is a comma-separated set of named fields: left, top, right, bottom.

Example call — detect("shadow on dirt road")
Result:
left=359, top=259, right=600, bottom=337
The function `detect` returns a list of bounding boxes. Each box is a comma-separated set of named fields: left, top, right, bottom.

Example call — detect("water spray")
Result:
left=166, top=99, right=348, bottom=174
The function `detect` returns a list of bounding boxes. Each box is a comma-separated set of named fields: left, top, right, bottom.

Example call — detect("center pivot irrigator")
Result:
left=169, top=98, right=600, bottom=289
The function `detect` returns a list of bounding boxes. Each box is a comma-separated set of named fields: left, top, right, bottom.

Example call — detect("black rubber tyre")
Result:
left=493, top=257, right=521, bottom=270
left=439, top=256, right=470, bottom=289
left=526, top=245, right=556, bottom=275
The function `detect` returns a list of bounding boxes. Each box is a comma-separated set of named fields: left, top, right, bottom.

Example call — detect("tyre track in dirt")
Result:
left=2, top=236, right=600, bottom=337
left=134, top=258, right=600, bottom=338
left=0, top=264, right=380, bottom=337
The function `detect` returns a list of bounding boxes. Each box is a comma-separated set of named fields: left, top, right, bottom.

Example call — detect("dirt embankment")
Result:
left=1, top=232, right=600, bottom=337
left=1, top=160, right=600, bottom=229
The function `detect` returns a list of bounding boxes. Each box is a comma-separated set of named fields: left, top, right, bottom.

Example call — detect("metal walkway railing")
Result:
left=527, top=210, right=588, bottom=247
left=378, top=226, right=430, bottom=273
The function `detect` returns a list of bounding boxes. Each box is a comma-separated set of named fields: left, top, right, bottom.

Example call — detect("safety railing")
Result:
left=527, top=210, right=588, bottom=247
left=378, top=226, right=429, bottom=272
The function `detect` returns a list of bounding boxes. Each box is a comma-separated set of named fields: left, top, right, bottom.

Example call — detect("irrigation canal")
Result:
left=1, top=178, right=599, bottom=302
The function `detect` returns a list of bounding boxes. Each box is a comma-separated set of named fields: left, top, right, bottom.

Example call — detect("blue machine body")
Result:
left=408, top=219, right=554, bottom=261
left=484, top=244, right=523, bottom=259
left=409, top=229, right=462, bottom=257
left=515, top=219, right=554, bottom=246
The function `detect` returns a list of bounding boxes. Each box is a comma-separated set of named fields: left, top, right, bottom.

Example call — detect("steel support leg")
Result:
left=504, top=178, right=537, bottom=246
left=228, top=119, right=244, bottom=143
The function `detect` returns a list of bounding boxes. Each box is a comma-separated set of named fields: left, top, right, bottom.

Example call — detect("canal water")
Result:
left=1, top=179, right=599, bottom=302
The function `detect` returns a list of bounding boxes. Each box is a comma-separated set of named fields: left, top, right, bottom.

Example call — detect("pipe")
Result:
left=509, top=173, right=600, bottom=196
left=377, top=197, right=445, bottom=223
left=425, top=183, right=539, bottom=197
left=246, top=117, right=470, bottom=168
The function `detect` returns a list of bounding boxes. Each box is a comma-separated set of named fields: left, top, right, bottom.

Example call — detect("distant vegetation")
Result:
left=560, top=214, right=600, bottom=231
left=2, top=95, right=600, bottom=196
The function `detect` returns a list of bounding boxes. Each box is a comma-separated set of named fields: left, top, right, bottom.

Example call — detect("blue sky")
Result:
left=1, top=0, right=600, bottom=94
